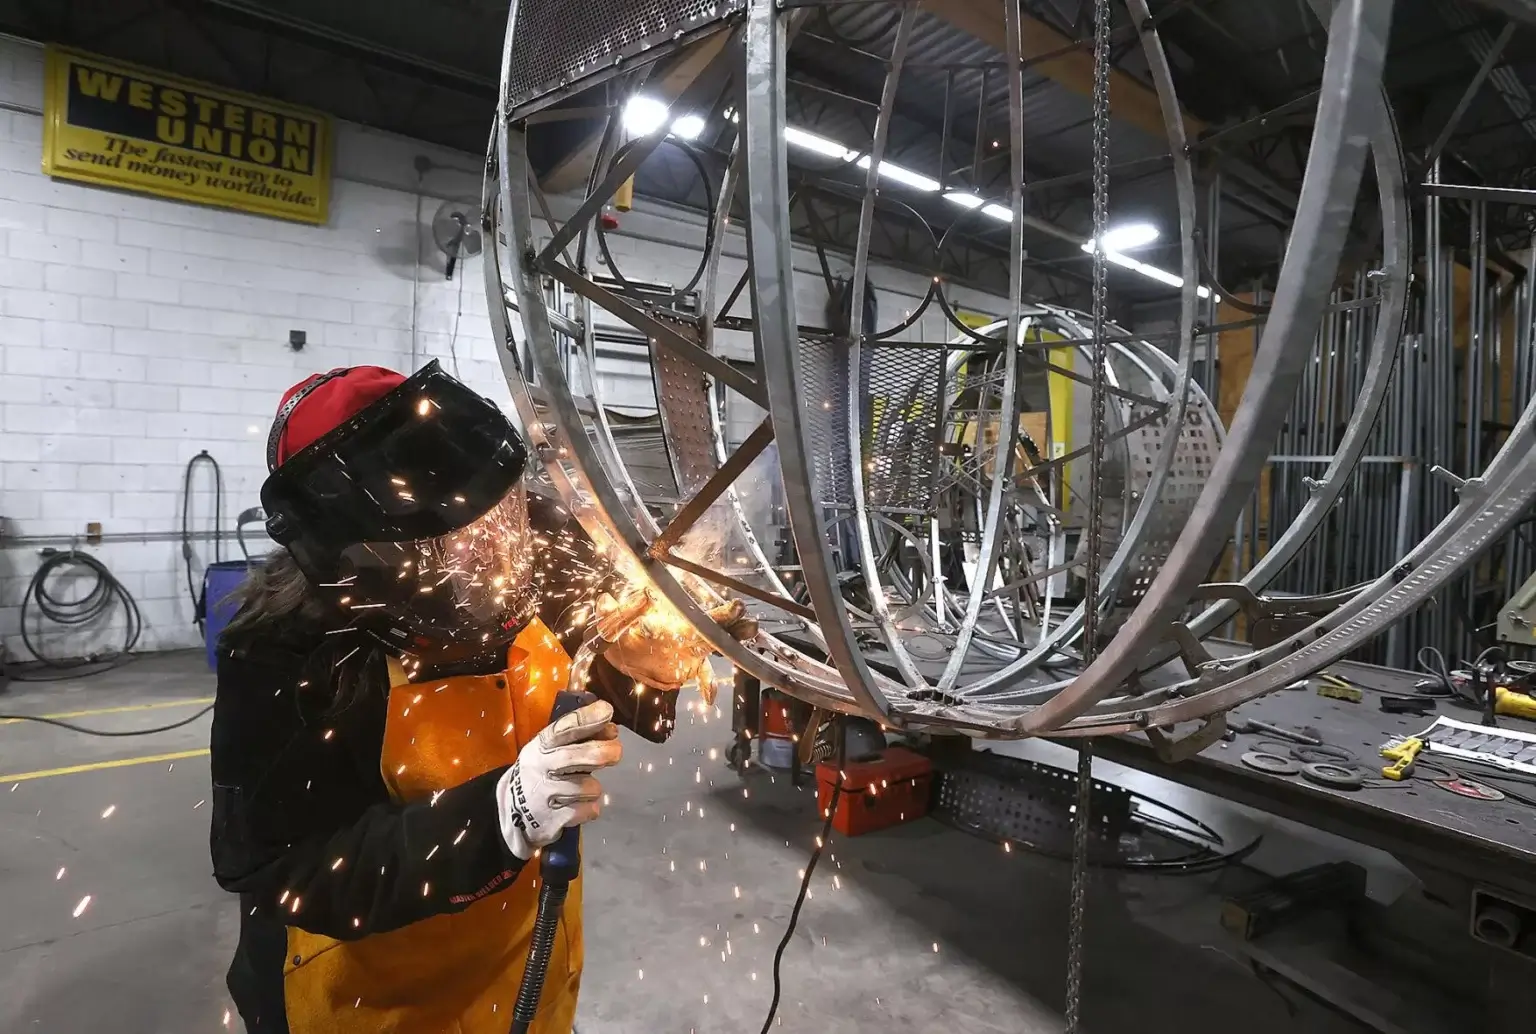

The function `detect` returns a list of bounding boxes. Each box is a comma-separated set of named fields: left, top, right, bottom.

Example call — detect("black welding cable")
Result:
left=933, top=807, right=1261, bottom=874
left=758, top=729, right=847, bottom=1034
left=15, top=551, right=143, bottom=680
left=182, top=450, right=224, bottom=633
left=0, top=705, right=214, bottom=737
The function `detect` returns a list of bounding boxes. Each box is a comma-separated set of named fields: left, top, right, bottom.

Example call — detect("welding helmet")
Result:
left=260, top=361, right=536, bottom=656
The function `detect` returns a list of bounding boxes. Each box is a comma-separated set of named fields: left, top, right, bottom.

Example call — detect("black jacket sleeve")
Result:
left=527, top=491, right=679, bottom=742
left=209, top=644, right=528, bottom=941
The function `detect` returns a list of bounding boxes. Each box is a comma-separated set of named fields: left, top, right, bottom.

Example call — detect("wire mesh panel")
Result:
left=798, top=335, right=854, bottom=508
left=861, top=344, right=945, bottom=512
left=505, top=0, right=744, bottom=115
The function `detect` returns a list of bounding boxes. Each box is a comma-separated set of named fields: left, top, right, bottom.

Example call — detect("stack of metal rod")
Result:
left=1263, top=199, right=1536, bottom=668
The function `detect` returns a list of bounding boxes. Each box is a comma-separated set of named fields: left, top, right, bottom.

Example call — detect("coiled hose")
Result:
left=16, top=550, right=143, bottom=679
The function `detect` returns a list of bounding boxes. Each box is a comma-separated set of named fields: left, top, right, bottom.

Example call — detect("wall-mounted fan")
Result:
left=431, top=199, right=483, bottom=280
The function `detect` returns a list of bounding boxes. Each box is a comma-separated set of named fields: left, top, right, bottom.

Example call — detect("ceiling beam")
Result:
left=923, top=0, right=1208, bottom=141
left=540, top=29, right=733, bottom=194
left=196, top=0, right=497, bottom=99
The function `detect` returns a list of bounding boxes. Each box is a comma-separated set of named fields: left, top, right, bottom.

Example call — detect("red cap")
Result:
left=271, top=366, right=406, bottom=467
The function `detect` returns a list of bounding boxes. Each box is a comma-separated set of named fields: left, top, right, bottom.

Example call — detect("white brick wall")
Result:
left=0, top=35, right=508, bottom=662
left=0, top=33, right=1014, bottom=665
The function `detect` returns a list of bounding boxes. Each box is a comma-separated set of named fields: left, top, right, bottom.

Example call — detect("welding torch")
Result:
left=507, top=600, right=649, bottom=1034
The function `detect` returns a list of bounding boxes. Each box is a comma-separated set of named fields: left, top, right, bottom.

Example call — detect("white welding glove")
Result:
left=496, top=699, right=623, bottom=860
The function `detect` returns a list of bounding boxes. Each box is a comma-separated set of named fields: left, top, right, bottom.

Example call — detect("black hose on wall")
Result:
left=11, top=550, right=143, bottom=680
left=182, top=450, right=223, bottom=633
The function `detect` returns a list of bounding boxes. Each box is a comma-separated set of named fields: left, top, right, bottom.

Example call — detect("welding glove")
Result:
left=497, top=699, right=623, bottom=860
left=596, top=591, right=758, bottom=695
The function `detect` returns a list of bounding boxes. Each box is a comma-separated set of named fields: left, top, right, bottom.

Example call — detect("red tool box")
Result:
left=815, top=747, right=934, bottom=837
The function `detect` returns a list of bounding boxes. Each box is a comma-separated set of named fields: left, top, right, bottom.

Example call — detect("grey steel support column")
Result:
left=1384, top=459, right=1418, bottom=667
left=1203, top=169, right=1222, bottom=402
left=1459, top=199, right=1489, bottom=656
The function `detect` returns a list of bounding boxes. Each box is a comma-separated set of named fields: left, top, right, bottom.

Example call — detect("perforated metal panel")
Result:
left=934, top=754, right=1131, bottom=850
left=798, top=335, right=854, bottom=508
left=1123, top=402, right=1219, bottom=602
left=506, top=0, right=744, bottom=116
left=861, top=344, right=945, bottom=512
left=651, top=324, right=719, bottom=496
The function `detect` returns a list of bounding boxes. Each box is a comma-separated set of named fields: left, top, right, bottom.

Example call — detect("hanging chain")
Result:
left=1065, top=0, right=1112, bottom=1031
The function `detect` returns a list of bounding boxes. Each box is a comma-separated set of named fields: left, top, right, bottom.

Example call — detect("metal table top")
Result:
left=756, top=620, right=1536, bottom=886
left=1096, top=655, right=1536, bottom=889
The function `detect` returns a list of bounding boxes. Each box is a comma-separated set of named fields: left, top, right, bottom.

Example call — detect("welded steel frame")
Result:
left=1183, top=86, right=1411, bottom=642
left=483, top=0, right=1536, bottom=740
left=841, top=2, right=931, bottom=699
left=1012, top=0, right=1396, bottom=735
left=907, top=0, right=1205, bottom=706
left=487, top=14, right=876, bottom=716
left=915, top=311, right=1224, bottom=659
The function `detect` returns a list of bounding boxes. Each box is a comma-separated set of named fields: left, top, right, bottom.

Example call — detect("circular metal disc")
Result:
left=1433, top=776, right=1505, bottom=801
left=1241, top=751, right=1300, bottom=775
left=1301, top=762, right=1365, bottom=790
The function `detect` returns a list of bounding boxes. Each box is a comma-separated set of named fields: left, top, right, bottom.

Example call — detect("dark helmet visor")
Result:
left=261, top=360, right=528, bottom=559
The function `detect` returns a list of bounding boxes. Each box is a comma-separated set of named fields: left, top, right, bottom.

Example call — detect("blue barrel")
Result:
left=204, top=560, right=261, bottom=670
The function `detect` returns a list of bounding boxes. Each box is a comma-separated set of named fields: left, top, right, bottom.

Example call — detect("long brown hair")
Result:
left=221, top=550, right=381, bottom=709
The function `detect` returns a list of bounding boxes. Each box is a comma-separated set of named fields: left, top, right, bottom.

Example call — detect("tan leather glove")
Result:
left=596, top=590, right=756, bottom=694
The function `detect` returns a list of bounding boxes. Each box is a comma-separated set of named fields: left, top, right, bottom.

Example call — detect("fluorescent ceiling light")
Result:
left=1081, top=240, right=1216, bottom=299
left=854, top=155, right=940, bottom=192
left=1097, top=222, right=1160, bottom=251
left=1128, top=258, right=1181, bottom=287
left=622, top=95, right=670, bottom=136
left=670, top=114, right=706, bottom=140
left=785, top=126, right=857, bottom=161
left=773, top=128, right=1214, bottom=303
left=881, top=164, right=941, bottom=192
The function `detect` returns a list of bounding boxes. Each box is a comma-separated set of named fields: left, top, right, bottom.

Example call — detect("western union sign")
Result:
left=42, top=46, right=330, bottom=224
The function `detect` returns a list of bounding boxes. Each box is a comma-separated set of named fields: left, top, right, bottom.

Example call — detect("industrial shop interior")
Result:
left=2, top=0, right=1536, bottom=1031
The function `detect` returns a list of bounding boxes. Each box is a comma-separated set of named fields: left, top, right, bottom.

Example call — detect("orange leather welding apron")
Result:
left=282, top=619, right=582, bottom=1034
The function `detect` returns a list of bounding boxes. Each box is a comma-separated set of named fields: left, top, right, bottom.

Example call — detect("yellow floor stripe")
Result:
left=0, top=697, right=215, bottom=727
left=1, top=749, right=210, bottom=783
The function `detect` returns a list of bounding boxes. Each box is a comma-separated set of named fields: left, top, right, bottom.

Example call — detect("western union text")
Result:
left=70, top=62, right=316, bottom=174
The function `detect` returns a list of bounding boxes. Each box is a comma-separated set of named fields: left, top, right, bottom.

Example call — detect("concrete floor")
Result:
left=0, top=651, right=1361, bottom=1033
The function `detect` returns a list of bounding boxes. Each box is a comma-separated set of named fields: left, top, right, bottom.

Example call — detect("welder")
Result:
left=209, top=361, right=749, bottom=1033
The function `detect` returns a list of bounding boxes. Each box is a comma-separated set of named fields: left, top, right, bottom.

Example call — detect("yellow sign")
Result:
left=42, top=46, right=330, bottom=225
